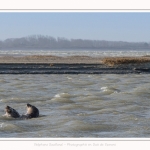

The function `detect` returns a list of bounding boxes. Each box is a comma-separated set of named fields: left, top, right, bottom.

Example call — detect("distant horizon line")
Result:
left=1, top=35, right=150, bottom=43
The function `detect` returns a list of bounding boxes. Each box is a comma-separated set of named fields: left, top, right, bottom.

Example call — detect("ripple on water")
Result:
left=64, top=120, right=117, bottom=132
left=0, top=74, right=150, bottom=138
left=59, top=103, right=83, bottom=110
left=0, top=122, right=24, bottom=132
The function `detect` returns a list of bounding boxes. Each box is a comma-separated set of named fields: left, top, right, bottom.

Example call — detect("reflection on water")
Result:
left=0, top=74, right=150, bottom=138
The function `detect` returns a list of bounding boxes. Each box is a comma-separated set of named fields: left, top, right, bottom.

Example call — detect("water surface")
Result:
left=0, top=74, right=150, bottom=138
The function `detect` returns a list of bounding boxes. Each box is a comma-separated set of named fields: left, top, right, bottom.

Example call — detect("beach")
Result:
left=0, top=55, right=102, bottom=64
left=0, top=55, right=150, bottom=74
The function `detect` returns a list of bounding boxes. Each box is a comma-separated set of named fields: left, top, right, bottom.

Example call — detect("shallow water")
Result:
left=0, top=74, right=150, bottom=138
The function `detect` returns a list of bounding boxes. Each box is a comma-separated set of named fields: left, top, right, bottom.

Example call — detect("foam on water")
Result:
left=101, top=87, right=108, bottom=91
left=0, top=49, right=150, bottom=57
left=51, top=93, right=74, bottom=104
left=54, top=93, right=71, bottom=98
left=101, top=86, right=120, bottom=95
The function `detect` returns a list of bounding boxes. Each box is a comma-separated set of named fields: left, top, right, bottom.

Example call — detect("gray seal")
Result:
left=3, top=106, right=20, bottom=118
left=23, top=103, right=39, bottom=119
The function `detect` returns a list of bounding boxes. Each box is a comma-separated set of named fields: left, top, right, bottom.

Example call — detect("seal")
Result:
left=3, top=106, right=20, bottom=118
left=24, top=103, right=39, bottom=119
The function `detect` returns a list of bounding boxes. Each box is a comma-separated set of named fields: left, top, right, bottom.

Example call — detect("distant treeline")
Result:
left=0, top=35, right=150, bottom=50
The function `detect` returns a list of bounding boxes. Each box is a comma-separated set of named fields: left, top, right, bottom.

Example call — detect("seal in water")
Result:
left=23, top=103, right=39, bottom=119
left=3, top=106, right=20, bottom=118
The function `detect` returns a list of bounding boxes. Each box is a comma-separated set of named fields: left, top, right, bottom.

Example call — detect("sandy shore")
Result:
left=0, top=55, right=150, bottom=64
left=0, top=55, right=102, bottom=64
left=0, top=55, right=150, bottom=74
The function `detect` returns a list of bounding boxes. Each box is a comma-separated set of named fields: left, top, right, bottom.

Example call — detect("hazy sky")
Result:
left=0, top=12, right=150, bottom=42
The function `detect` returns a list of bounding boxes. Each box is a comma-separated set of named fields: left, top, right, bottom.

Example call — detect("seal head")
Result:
left=4, top=106, right=20, bottom=118
left=25, top=103, right=39, bottom=119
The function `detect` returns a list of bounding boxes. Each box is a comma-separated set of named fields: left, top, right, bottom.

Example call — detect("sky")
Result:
left=0, top=12, right=150, bottom=42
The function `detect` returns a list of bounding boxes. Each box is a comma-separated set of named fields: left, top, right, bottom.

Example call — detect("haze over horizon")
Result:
left=0, top=12, right=150, bottom=43
left=1, top=34, right=150, bottom=43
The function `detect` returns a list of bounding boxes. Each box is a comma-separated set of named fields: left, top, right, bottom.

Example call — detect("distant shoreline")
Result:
left=1, top=35, right=150, bottom=50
